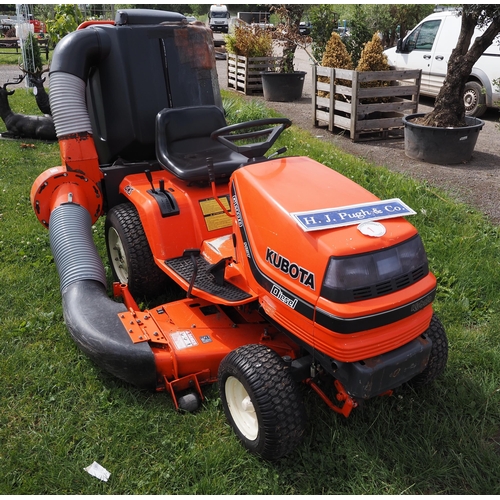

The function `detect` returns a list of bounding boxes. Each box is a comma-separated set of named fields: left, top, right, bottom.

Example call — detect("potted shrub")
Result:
left=313, top=31, right=421, bottom=141
left=317, top=31, right=354, bottom=100
left=403, top=5, right=500, bottom=164
left=225, top=23, right=279, bottom=95
left=260, top=5, right=312, bottom=102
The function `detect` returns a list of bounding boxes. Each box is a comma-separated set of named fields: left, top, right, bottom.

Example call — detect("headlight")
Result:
left=321, top=235, right=429, bottom=303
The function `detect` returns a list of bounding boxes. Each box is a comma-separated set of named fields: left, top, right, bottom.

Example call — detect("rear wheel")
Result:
left=464, top=81, right=487, bottom=118
left=218, top=344, right=306, bottom=461
left=105, top=203, right=169, bottom=298
left=409, top=314, right=448, bottom=388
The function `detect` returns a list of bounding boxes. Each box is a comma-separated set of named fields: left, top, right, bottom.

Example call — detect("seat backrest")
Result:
left=162, top=105, right=227, bottom=144
left=156, top=105, right=249, bottom=182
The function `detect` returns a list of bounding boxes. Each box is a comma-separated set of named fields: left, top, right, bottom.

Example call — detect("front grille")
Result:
left=350, top=265, right=427, bottom=302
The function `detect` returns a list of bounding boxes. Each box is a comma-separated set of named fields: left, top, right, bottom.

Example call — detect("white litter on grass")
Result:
left=84, top=461, right=111, bottom=482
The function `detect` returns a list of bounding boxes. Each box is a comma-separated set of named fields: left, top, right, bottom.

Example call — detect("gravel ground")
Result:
left=2, top=54, right=499, bottom=224
left=216, top=46, right=500, bottom=226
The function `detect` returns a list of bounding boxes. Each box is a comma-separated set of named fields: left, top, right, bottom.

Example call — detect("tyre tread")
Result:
left=219, top=344, right=306, bottom=460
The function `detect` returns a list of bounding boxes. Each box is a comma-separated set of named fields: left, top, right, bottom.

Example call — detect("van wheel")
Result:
left=464, top=81, right=487, bottom=118
left=408, top=314, right=448, bottom=388
left=105, top=203, right=169, bottom=298
left=218, top=344, right=306, bottom=461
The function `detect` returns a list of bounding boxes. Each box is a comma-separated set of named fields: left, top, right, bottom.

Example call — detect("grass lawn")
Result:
left=0, top=90, right=499, bottom=494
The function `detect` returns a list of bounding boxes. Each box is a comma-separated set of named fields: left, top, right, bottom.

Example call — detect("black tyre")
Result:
left=409, top=314, right=448, bottom=388
left=464, top=81, right=487, bottom=118
left=218, top=344, right=306, bottom=461
left=105, top=203, right=169, bottom=298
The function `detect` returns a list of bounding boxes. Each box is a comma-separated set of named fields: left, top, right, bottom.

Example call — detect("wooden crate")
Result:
left=312, top=66, right=422, bottom=141
left=227, top=54, right=281, bottom=95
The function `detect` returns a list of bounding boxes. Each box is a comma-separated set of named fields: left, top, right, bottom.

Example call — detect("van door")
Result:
left=427, top=15, right=461, bottom=96
left=401, top=19, right=442, bottom=94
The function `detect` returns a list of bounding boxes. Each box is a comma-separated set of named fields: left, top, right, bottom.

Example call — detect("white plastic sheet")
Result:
left=84, top=461, right=111, bottom=482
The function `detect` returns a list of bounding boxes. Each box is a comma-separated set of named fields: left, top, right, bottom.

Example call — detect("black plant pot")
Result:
left=261, top=71, right=306, bottom=102
left=403, top=113, right=484, bottom=165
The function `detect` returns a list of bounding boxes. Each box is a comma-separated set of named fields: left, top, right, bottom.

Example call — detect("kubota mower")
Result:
left=30, top=10, right=448, bottom=460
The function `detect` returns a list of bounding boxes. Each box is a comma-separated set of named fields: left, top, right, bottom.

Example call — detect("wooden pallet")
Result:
left=312, top=66, right=421, bottom=142
left=227, top=54, right=281, bottom=95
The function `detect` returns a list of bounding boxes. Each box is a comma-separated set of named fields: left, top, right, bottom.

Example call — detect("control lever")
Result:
left=268, top=147, right=287, bottom=159
left=207, top=157, right=234, bottom=218
left=145, top=169, right=156, bottom=193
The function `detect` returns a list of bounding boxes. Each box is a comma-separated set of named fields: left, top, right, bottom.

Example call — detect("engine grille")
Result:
left=351, top=265, right=427, bottom=301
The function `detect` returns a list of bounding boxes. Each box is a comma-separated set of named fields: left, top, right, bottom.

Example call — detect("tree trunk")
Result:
left=275, top=5, right=304, bottom=73
left=421, top=10, right=500, bottom=128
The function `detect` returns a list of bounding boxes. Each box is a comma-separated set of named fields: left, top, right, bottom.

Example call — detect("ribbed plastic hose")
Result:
left=49, top=203, right=107, bottom=292
left=49, top=72, right=92, bottom=137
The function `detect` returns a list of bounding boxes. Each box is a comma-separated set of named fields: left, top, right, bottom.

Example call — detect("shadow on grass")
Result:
left=272, top=369, right=500, bottom=494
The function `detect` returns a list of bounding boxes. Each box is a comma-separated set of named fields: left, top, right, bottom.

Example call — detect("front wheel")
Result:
left=218, top=344, right=306, bottom=461
left=464, top=81, right=487, bottom=118
left=408, top=314, right=448, bottom=388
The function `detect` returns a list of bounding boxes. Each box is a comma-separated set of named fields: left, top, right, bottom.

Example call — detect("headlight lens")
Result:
left=321, top=235, right=429, bottom=303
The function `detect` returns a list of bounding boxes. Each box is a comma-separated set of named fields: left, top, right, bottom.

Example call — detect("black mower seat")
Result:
left=155, top=105, right=248, bottom=182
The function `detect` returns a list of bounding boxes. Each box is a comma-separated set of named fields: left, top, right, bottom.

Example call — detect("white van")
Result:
left=384, top=10, right=500, bottom=117
left=208, top=4, right=230, bottom=33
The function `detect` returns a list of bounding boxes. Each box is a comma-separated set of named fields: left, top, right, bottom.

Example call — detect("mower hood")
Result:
left=231, top=156, right=419, bottom=307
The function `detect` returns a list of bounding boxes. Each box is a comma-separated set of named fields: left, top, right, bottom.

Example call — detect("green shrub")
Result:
left=356, top=32, right=391, bottom=103
left=224, top=25, right=273, bottom=58
left=321, top=31, right=354, bottom=70
left=23, top=32, right=44, bottom=74
left=319, top=32, right=353, bottom=98
left=46, top=4, right=82, bottom=46
left=308, top=5, right=339, bottom=62
left=356, top=32, right=389, bottom=72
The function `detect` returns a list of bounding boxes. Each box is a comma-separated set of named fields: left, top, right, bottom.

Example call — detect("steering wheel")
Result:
left=210, top=118, right=291, bottom=159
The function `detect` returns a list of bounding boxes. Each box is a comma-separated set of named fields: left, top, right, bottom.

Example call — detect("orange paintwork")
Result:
left=77, top=20, right=115, bottom=30
left=31, top=134, right=104, bottom=226
left=30, top=166, right=103, bottom=226
left=229, top=156, right=434, bottom=361
left=119, top=170, right=232, bottom=261
left=113, top=156, right=436, bottom=368
left=313, top=305, right=434, bottom=362
left=121, top=298, right=299, bottom=387
left=118, top=170, right=258, bottom=305
left=58, top=134, right=103, bottom=185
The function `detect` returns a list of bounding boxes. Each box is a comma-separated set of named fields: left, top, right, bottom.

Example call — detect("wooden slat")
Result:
left=333, top=115, right=351, bottom=129
left=356, top=116, right=405, bottom=131
left=357, top=100, right=417, bottom=114
left=357, top=85, right=419, bottom=99
left=315, top=110, right=330, bottom=122
left=356, top=69, right=421, bottom=82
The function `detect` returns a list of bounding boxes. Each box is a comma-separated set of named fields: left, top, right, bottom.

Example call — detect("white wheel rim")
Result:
left=464, top=89, right=477, bottom=112
left=225, top=376, right=258, bottom=441
left=108, top=227, right=129, bottom=283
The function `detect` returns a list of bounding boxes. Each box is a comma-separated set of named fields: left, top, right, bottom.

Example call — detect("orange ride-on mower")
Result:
left=30, top=10, right=448, bottom=460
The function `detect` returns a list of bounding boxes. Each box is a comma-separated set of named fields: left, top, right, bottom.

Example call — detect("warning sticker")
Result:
left=170, top=330, right=198, bottom=350
left=199, top=196, right=232, bottom=231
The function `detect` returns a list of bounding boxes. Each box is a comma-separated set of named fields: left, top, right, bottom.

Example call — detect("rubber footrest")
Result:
left=165, top=255, right=252, bottom=302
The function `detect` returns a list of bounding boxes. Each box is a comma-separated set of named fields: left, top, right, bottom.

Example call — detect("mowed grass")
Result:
left=0, top=90, right=499, bottom=494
